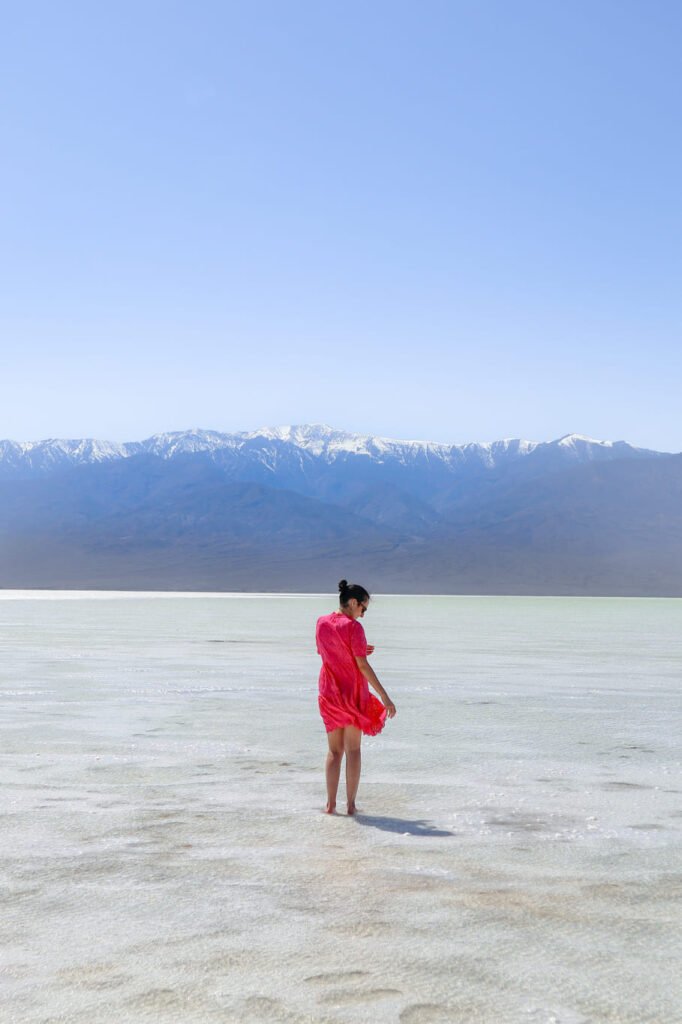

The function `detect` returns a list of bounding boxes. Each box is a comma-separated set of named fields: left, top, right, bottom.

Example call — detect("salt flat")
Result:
left=0, top=592, right=680, bottom=1023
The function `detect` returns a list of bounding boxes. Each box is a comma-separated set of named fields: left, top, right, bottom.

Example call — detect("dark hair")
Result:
left=338, top=579, right=370, bottom=607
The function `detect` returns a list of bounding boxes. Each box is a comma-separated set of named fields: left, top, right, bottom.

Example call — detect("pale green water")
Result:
left=0, top=592, right=680, bottom=1023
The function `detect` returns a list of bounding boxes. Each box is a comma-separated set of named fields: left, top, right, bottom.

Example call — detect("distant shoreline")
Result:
left=1, top=588, right=680, bottom=601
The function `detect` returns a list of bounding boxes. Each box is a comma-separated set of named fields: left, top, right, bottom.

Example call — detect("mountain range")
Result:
left=1, top=425, right=680, bottom=595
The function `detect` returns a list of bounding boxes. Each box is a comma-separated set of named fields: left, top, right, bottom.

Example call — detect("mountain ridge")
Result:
left=1, top=426, right=679, bottom=595
left=0, top=425, right=669, bottom=481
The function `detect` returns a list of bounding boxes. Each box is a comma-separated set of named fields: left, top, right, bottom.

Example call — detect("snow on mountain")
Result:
left=239, top=424, right=442, bottom=459
left=137, top=429, right=241, bottom=458
left=0, top=425, right=664, bottom=481
left=242, top=424, right=541, bottom=466
left=0, top=438, right=128, bottom=475
left=547, top=433, right=653, bottom=462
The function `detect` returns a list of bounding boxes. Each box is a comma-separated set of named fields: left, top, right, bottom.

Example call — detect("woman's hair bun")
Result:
left=337, top=580, right=370, bottom=606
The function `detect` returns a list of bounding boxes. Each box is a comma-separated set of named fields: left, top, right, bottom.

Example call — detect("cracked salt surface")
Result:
left=0, top=593, right=680, bottom=1023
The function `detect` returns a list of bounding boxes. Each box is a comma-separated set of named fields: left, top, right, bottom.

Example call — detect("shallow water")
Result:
left=0, top=592, right=680, bottom=1023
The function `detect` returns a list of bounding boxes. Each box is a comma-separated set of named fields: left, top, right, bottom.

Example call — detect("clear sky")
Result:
left=2, top=1, right=681, bottom=450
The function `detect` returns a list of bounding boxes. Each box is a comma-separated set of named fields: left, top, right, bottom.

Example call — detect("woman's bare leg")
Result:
left=344, top=726, right=362, bottom=815
left=325, top=728, right=345, bottom=813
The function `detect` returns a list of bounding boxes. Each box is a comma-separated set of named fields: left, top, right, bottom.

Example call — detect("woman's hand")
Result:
left=366, top=644, right=375, bottom=655
left=383, top=699, right=396, bottom=719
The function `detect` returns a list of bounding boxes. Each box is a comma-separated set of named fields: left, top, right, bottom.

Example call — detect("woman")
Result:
left=316, top=580, right=397, bottom=815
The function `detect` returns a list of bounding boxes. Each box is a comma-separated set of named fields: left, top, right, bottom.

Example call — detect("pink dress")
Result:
left=316, top=612, right=387, bottom=736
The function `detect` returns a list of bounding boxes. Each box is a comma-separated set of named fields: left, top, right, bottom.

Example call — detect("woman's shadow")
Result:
left=353, top=814, right=454, bottom=837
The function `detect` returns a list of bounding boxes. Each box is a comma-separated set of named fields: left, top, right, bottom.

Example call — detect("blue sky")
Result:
left=2, top=1, right=681, bottom=450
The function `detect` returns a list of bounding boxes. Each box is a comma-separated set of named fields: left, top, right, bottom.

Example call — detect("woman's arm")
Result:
left=355, top=656, right=396, bottom=718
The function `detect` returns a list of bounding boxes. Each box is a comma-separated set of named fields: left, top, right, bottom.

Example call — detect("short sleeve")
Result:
left=349, top=620, right=368, bottom=658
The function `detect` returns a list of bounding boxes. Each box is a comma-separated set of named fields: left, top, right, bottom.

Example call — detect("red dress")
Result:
left=316, top=612, right=387, bottom=735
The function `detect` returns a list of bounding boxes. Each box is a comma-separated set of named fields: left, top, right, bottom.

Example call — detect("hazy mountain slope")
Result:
left=414, top=454, right=682, bottom=595
left=0, top=455, right=405, bottom=590
left=0, top=427, right=679, bottom=594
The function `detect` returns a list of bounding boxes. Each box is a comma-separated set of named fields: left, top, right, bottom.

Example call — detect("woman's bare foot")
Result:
left=325, top=801, right=336, bottom=814
left=347, top=802, right=356, bottom=816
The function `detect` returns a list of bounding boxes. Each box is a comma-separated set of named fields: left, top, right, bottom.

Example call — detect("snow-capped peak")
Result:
left=557, top=433, right=613, bottom=448
left=0, top=425, right=665, bottom=481
left=244, top=424, right=349, bottom=454
left=140, top=429, right=239, bottom=457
